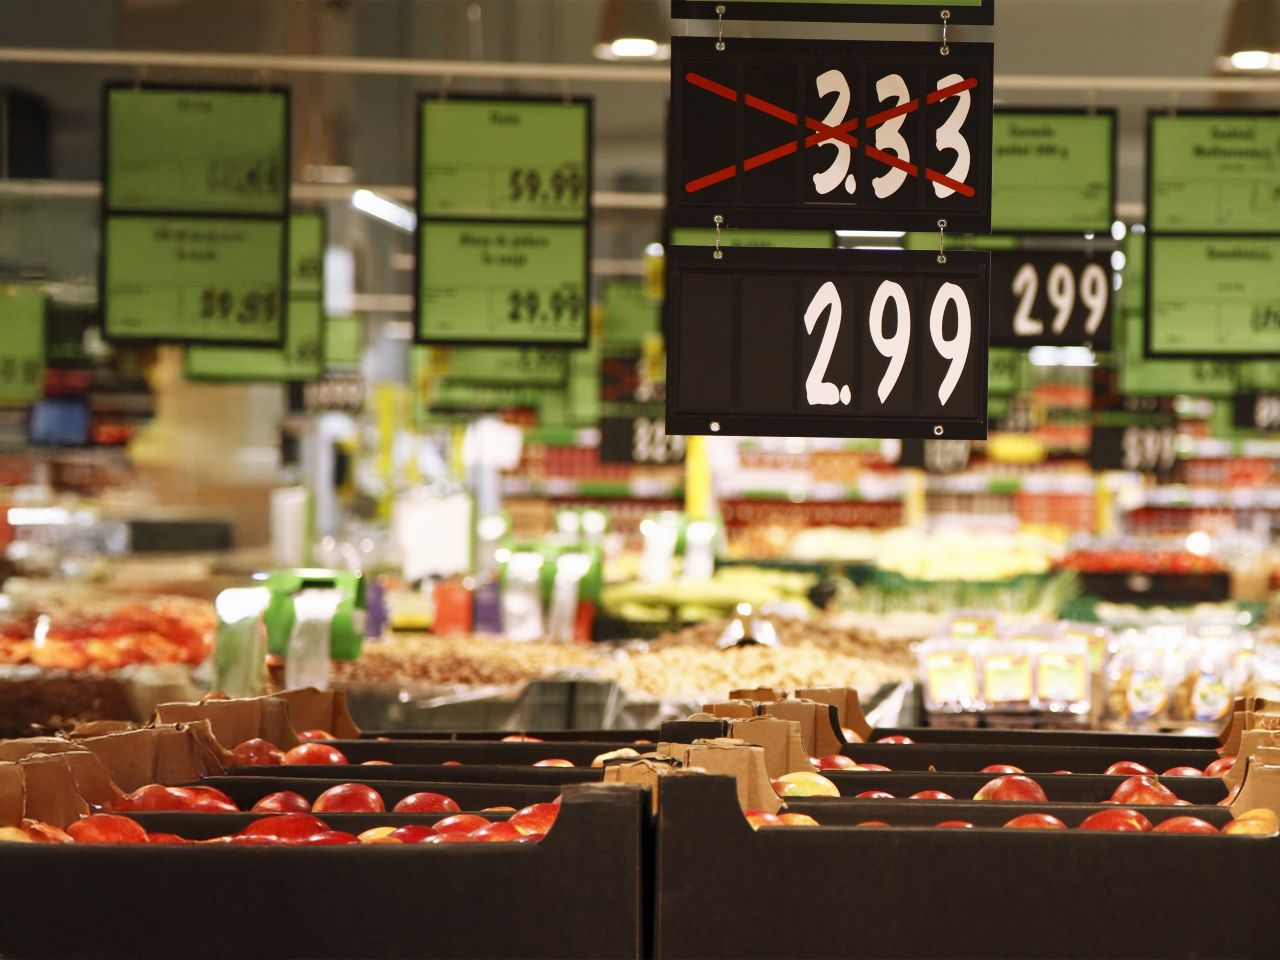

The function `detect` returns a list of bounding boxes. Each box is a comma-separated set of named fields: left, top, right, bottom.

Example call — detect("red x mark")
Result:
left=684, top=72, right=977, bottom=198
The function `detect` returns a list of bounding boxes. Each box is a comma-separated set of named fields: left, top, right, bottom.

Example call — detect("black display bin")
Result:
left=0, top=783, right=646, bottom=960
left=781, top=798, right=1233, bottom=828
left=874, top=726, right=1221, bottom=749
left=126, top=808, right=519, bottom=838
left=193, top=775, right=563, bottom=811
left=362, top=728, right=658, bottom=743
left=840, top=741, right=1218, bottom=774
left=326, top=738, right=635, bottom=766
left=654, top=775, right=1272, bottom=959
left=812, top=770, right=1228, bottom=804
left=234, top=763, right=600, bottom=787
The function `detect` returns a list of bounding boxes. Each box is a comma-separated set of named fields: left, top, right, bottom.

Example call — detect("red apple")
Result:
left=1052, top=770, right=1073, bottom=775
left=876, top=736, right=915, bottom=744
left=510, top=802, right=559, bottom=836
left=1162, top=766, right=1205, bottom=778
left=974, top=775, right=1049, bottom=803
left=1079, top=808, right=1153, bottom=832
left=422, top=832, right=476, bottom=844
left=312, top=783, right=385, bottom=814
left=146, top=832, right=187, bottom=844
left=854, top=790, right=895, bottom=799
left=239, top=813, right=330, bottom=843
left=363, top=760, right=393, bottom=766
left=442, top=760, right=462, bottom=766
left=299, top=830, right=360, bottom=845
left=1153, top=816, right=1218, bottom=834
left=435, top=814, right=490, bottom=836
left=909, top=790, right=954, bottom=800
left=1105, top=761, right=1156, bottom=777
left=482, top=806, right=517, bottom=814
left=393, top=792, right=461, bottom=814
left=533, top=758, right=574, bottom=767
left=502, top=735, right=543, bottom=742
left=252, top=791, right=312, bottom=814
left=1110, top=775, right=1178, bottom=806
left=20, top=820, right=73, bottom=843
left=1004, top=813, right=1067, bottom=830
left=472, top=821, right=523, bottom=843
left=388, top=825, right=439, bottom=843
left=980, top=764, right=1024, bottom=774
left=181, top=786, right=239, bottom=813
left=297, top=729, right=335, bottom=741
left=1204, top=756, right=1237, bottom=777
left=67, top=814, right=148, bottom=845
left=225, top=834, right=279, bottom=846
left=1219, top=785, right=1241, bottom=806
left=283, top=742, right=348, bottom=765
left=858, top=763, right=892, bottom=772
left=118, top=784, right=197, bottom=812
left=815, top=754, right=858, bottom=771
left=1173, top=799, right=1193, bottom=806
left=513, top=833, right=545, bottom=843
left=855, top=821, right=890, bottom=827
left=231, top=738, right=285, bottom=766
left=937, top=820, right=975, bottom=829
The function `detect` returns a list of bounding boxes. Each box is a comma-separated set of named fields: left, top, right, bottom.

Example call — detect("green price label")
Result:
left=418, top=221, right=587, bottom=345
left=670, top=227, right=834, bottom=248
left=444, top=346, right=568, bottom=386
left=103, top=216, right=285, bottom=344
left=106, top=87, right=287, bottom=216
left=601, top=280, right=660, bottom=347
left=992, top=111, right=1115, bottom=233
left=289, top=212, right=324, bottom=296
left=1148, top=235, right=1280, bottom=356
left=904, top=232, right=1017, bottom=251
left=420, top=99, right=589, bottom=221
left=988, top=348, right=1027, bottom=395
left=185, top=298, right=324, bottom=382
left=325, top=314, right=362, bottom=369
left=1119, top=311, right=1238, bottom=397
left=1149, top=114, right=1280, bottom=233
left=0, top=288, right=46, bottom=408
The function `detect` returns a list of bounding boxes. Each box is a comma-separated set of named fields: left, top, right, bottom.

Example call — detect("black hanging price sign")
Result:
left=897, top=437, right=972, bottom=473
left=670, top=0, right=994, bottom=24
left=669, top=37, right=994, bottom=233
left=665, top=246, right=990, bottom=439
left=599, top=348, right=685, bottom=464
left=989, top=250, right=1113, bottom=348
left=1234, top=394, right=1280, bottom=432
left=600, top=416, right=687, bottom=465
left=1089, top=425, right=1179, bottom=477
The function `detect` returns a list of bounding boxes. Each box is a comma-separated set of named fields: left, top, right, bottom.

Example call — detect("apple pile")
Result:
left=231, top=736, right=354, bottom=767
left=0, top=801, right=562, bottom=846
left=846, top=808, right=1276, bottom=835
left=744, top=810, right=821, bottom=829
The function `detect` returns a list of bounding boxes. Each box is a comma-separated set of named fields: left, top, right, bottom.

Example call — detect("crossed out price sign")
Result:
left=669, top=38, right=993, bottom=232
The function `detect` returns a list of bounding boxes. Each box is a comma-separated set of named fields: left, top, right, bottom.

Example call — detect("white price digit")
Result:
left=1159, top=429, right=1178, bottom=473
left=632, top=418, right=654, bottom=462
left=1011, top=262, right=1042, bottom=336
left=1080, top=263, right=1109, bottom=335
left=1046, top=262, right=1076, bottom=335
left=930, top=282, right=971, bottom=406
left=872, top=73, right=911, bottom=199
left=1121, top=428, right=1143, bottom=471
left=869, top=281, right=911, bottom=403
left=803, top=281, right=850, bottom=406
left=811, top=70, right=856, bottom=196
left=1256, top=396, right=1280, bottom=431
left=932, top=73, right=971, bottom=199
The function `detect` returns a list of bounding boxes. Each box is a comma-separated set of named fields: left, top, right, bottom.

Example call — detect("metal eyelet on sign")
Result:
left=934, top=426, right=944, bottom=437
left=710, top=421, right=721, bottom=432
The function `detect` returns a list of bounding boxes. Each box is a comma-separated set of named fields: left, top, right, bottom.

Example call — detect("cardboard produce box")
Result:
left=781, top=797, right=1233, bottom=828
left=0, top=783, right=646, bottom=960
left=323, top=738, right=638, bottom=767
left=805, top=770, right=1228, bottom=804
left=838, top=741, right=1218, bottom=774
left=653, top=774, right=1271, bottom=959
left=194, top=775, right=563, bottom=812
left=234, top=762, right=601, bottom=787
left=873, top=726, right=1220, bottom=750
left=154, top=688, right=359, bottom=750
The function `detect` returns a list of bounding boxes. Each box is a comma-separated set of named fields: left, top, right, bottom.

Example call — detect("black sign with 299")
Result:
left=669, top=37, right=994, bottom=232
left=665, top=246, right=990, bottom=439
left=989, top=250, right=1113, bottom=349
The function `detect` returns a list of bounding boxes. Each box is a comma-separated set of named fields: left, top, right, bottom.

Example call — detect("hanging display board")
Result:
left=665, top=246, right=990, bottom=439
left=185, top=211, right=326, bottom=381
left=1147, top=112, right=1280, bottom=234
left=1145, top=235, right=1280, bottom=359
left=600, top=346, right=684, bottom=464
left=101, top=85, right=289, bottom=345
left=987, top=348, right=1028, bottom=396
left=1089, top=425, right=1179, bottom=477
left=990, top=109, right=1115, bottom=234
left=668, top=38, right=994, bottom=233
left=325, top=315, right=363, bottom=370
left=989, top=250, right=1112, bottom=348
left=601, top=280, right=660, bottom=347
left=0, top=288, right=46, bottom=408
left=670, top=0, right=994, bottom=25
left=668, top=227, right=835, bottom=249
left=416, top=96, right=592, bottom=346
left=1234, top=393, right=1280, bottom=432
left=440, top=347, right=569, bottom=387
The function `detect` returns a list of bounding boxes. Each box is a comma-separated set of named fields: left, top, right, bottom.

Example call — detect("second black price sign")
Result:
left=665, top=247, right=990, bottom=439
left=989, top=250, right=1113, bottom=349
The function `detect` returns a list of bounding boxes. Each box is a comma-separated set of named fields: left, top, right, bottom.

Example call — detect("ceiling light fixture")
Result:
left=1217, top=0, right=1280, bottom=71
left=594, top=0, right=670, bottom=61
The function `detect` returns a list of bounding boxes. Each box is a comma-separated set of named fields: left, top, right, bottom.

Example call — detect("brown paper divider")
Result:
left=0, top=763, right=24, bottom=827
left=794, top=687, right=872, bottom=742
left=729, top=688, right=781, bottom=702
left=603, top=757, right=681, bottom=814
left=656, top=739, right=781, bottom=814
left=0, top=738, right=85, bottom=763
left=17, top=755, right=92, bottom=829
left=76, top=723, right=228, bottom=792
left=271, top=688, right=361, bottom=739
left=1229, top=757, right=1280, bottom=818
left=154, top=695, right=296, bottom=749
left=759, top=700, right=844, bottom=758
left=1225, top=730, right=1280, bottom=789
left=725, top=716, right=809, bottom=779
left=699, top=701, right=758, bottom=720
left=1221, top=711, right=1245, bottom=756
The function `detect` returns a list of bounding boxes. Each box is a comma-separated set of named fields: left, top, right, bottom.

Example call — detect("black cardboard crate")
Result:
left=655, top=775, right=1269, bottom=959
left=329, top=738, right=635, bottom=765
left=233, top=763, right=601, bottom=786
left=841, top=741, right=1218, bottom=774
left=194, top=775, right=563, bottom=811
left=874, top=726, right=1221, bottom=749
left=814, top=770, right=1228, bottom=804
left=781, top=798, right=1233, bottom=828
left=1, top=784, right=644, bottom=960
left=361, top=729, right=657, bottom=742
left=126, top=809, right=518, bottom=839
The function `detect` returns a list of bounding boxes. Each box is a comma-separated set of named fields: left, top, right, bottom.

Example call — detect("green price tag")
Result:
left=106, top=87, right=287, bottom=216
left=418, top=221, right=587, bottom=345
left=103, top=216, right=285, bottom=344
left=443, top=347, right=568, bottom=386
left=0, top=288, right=46, bottom=408
left=1147, top=235, right=1280, bottom=356
left=184, top=298, right=324, bottom=382
left=991, top=110, right=1115, bottom=233
left=988, top=348, right=1027, bottom=395
left=903, top=232, right=1017, bottom=251
left=670, top=227, right=834, bottom=248
left=601, top=280, right=660, bottom=347
left=420, top=99, right=589, bottom=222
left=289, top=211, right=324, bottom=296
left=1149, top=113, right=1280, bottom=233
left=325, top=314, right=363, bottom=369
left=1119, top=311, right=1237, bottom=397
